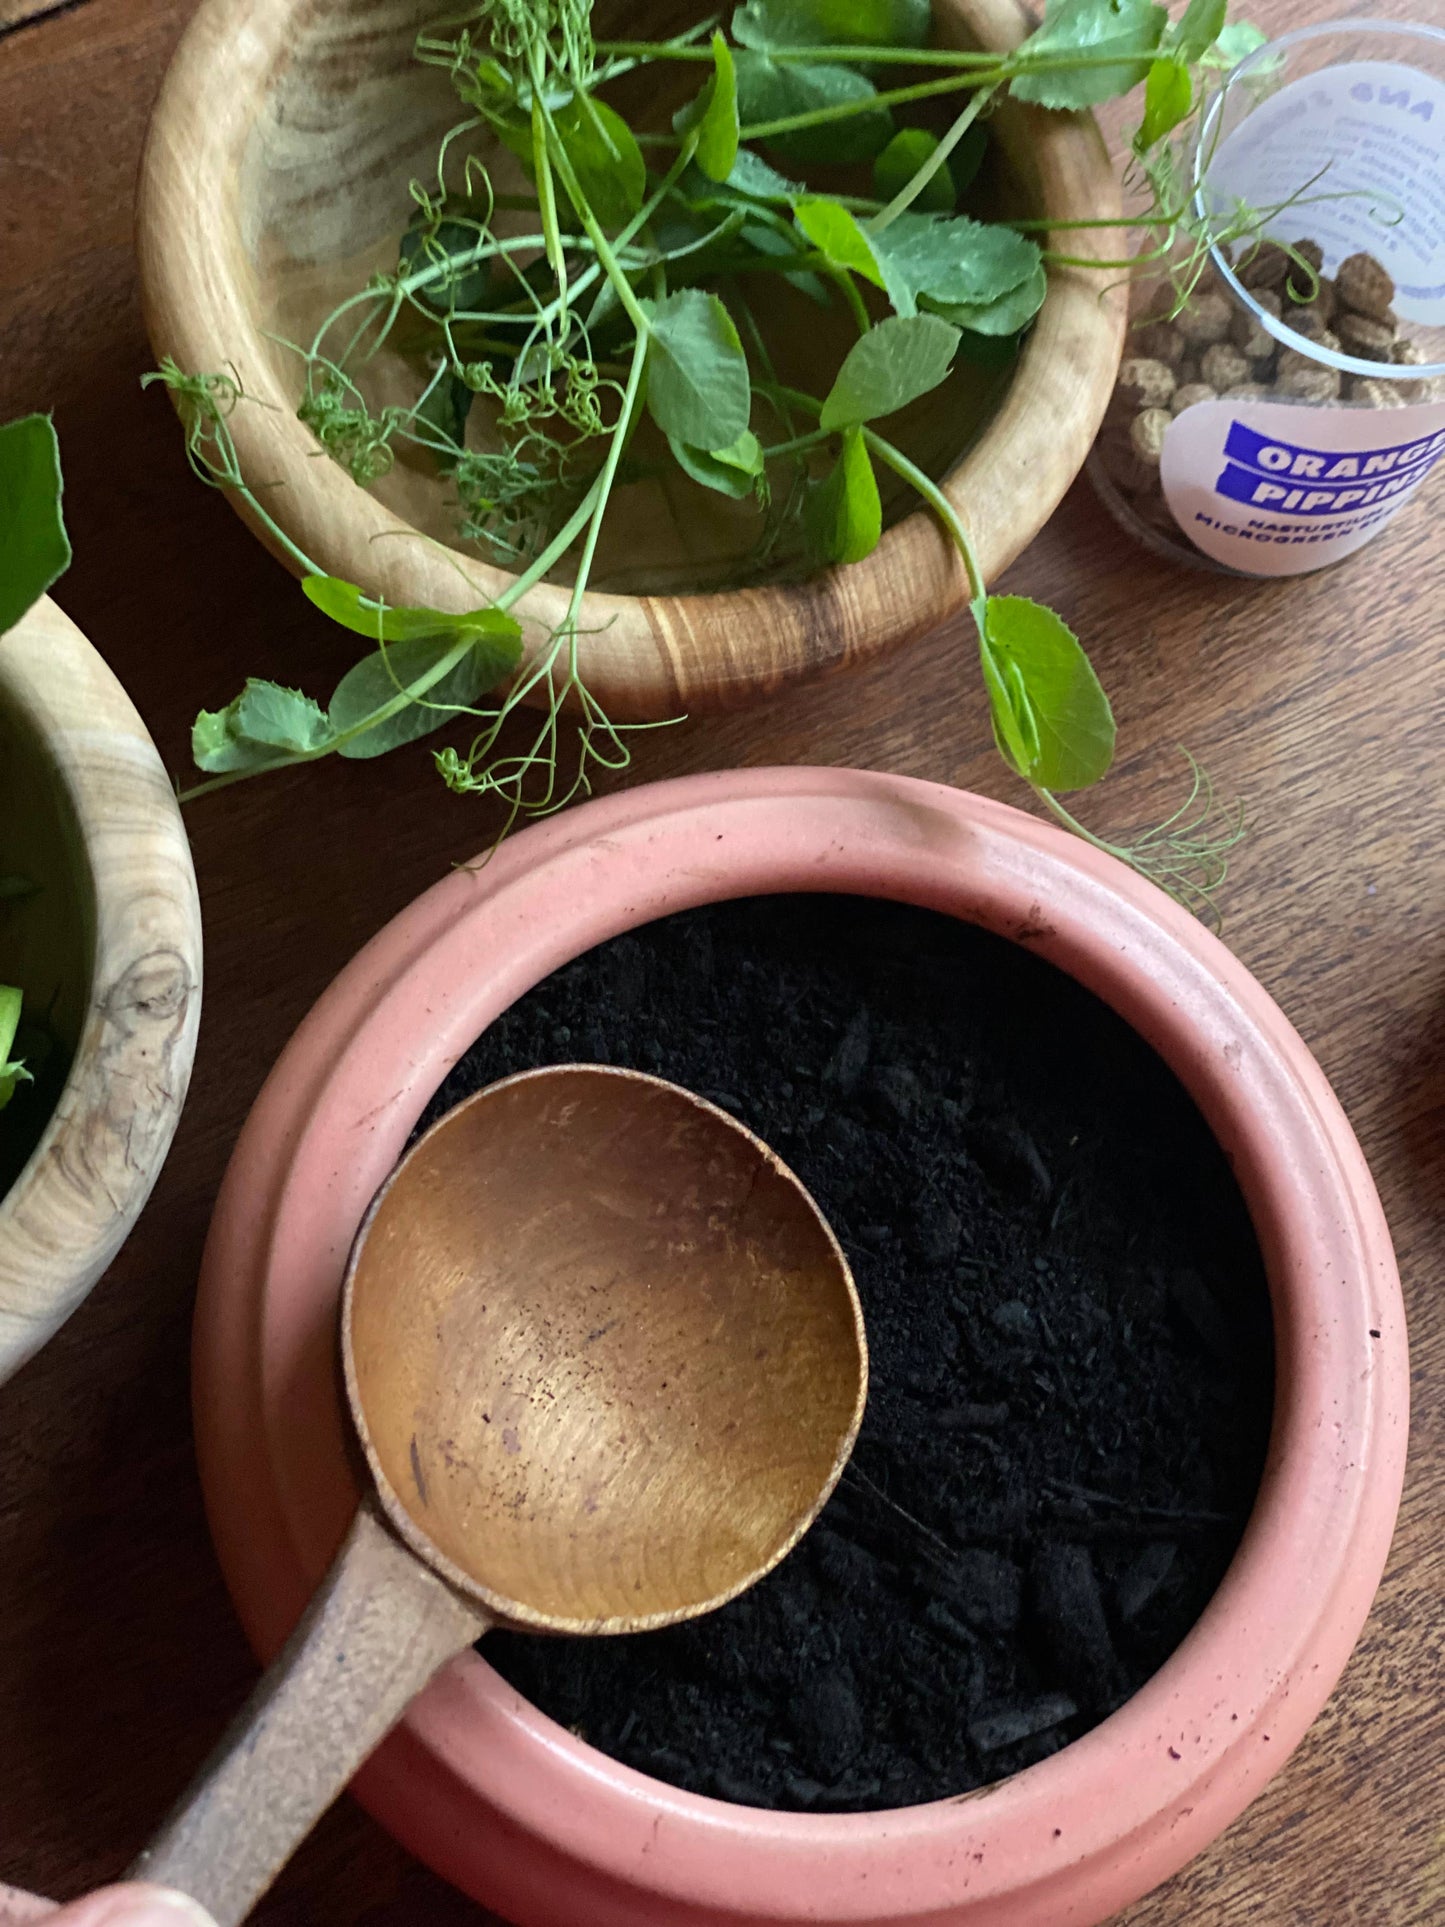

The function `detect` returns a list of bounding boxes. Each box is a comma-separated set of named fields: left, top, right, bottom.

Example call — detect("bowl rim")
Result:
left=0, top=596, right=202, bottom=1385
left=136, top=0, right=1126, bottom=720
left=193, top=767, right=1406, bottom=1926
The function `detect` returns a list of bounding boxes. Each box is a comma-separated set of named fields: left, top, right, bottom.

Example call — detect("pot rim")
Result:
left=193, top=768, right=1406, bottom=1925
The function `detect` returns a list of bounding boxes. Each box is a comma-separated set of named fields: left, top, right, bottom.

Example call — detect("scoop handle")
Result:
left=131, top=1498, right=491, bottom=1925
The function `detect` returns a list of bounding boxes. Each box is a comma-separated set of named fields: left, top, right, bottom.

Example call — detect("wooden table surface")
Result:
left=1, top=1, right=1440, bottom=1920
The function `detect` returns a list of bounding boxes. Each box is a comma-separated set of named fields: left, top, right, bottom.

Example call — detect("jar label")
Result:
left=1203, top=59, right=1445, bottom=322
left=1160, top=57, right=1445, bottom=573
left=1160, top=395, right=1445, bottom=574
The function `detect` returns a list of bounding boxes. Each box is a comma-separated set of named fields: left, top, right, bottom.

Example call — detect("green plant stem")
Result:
left=739, top=68, right=997, bottom=142
left=595, top=40, right=1000, bottom=66
left=828, top=267, right=871, bottom=333
left=224, top=479, right=319, bottom=578
left=1030, top=787, right=1152, bottom=869
left=648, top=48, right=1188, bottom=147
left=861, top=426, right=984, bottom=600
left=871, top=86, right=994, bottom=232
left=539, top=100, right=667, bottom=338
left=529, top=52, right=571, bottom=313
left=759, top=380, right=985, bottom=597
left=762, top=427, right=832, bottom=460
left=559, top=327, right=650, bottom=635
left=179, top=471, right=610, bottom=802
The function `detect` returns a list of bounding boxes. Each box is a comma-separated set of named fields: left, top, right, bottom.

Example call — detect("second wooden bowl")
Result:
left=0, top=597, right=202, bottom=1386
left=137, top=0, right=1124, bottom=720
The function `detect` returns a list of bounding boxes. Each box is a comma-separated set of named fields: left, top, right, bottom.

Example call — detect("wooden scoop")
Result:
left=134, top=1065, right=867, bottom=1924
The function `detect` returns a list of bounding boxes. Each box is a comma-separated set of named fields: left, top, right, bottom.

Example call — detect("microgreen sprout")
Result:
left=153, top=0, right=1267, bottom=909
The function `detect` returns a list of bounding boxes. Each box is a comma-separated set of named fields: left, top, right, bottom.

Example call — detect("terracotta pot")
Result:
left=193, top=769, right=1406, bottom=1927
left=136, top=0, right=1124, bottom=722
left=0, top=597, right=202, bottom=1386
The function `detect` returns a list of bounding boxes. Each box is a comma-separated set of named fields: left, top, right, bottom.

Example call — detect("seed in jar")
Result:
left=1129, top=408, right=1171, bottom=467
left=1285, top=306, right=1333, bottom=344
left=1132, top=319, right=1184, bottom=367
left=1231, top=290, right=1281, bottom=359
left=1174, top=291, right=1233, bottom=346
left=1335, top=252, right=1396, bottom=321
left=1100, top=415, right=1163, bottom=496
left=1335, top=311, right=1397, bottom=361
left=1348, top=376, right=1410, bottom=409
left=1283, top=239, right=1325, bottom=300
left=1277, top=358, right=1341, bottom=402
left=1200, top=343, right=1252, bottom=391
left=1171, top=382, right=1217, bottom=414
left=1222, top=382, right=1271, bottom=401
left=1288, top=280, right=1336, bottom=333
left=1386, top=338, right=1434, bottom=401
left=1115, top=357, right=1177, bottom=411
left=1236, top=241, right=1290, bottom=292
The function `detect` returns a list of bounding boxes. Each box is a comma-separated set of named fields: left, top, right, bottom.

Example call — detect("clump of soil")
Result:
left=417, top=895, right=1274, bottom=1812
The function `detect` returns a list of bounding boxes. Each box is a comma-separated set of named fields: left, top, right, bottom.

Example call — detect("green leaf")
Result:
left=873, top=129, right=957, bottom=214
left=819, top=314, right=960, bottom=430
left=951, top=326, right=1024, bottom=368
left=554, top=95, right=646, bottom=228
left=328, top=634, right=516, bottom=760
left=804, top=426, right=882, bottom=565
left=0, top=984, right=30, bottom=1113
left=193, top=681, right=331, bottom=774
left=947, top=121, right=989, bottom=196
left=669, top=428, right=766, bottom=499
left=734, top=52, right=893, bottom=163
left=922, top=257, right=1048, bottom=334
left=641, top=289, right=753, bottom=450
left=872, top=211, right=1042, bottom=306
left=733, top=0, right=932, bottom=51
left=795, top=195, right=917, bottom=313
left=794, top=198, right=887, bottom=287
left=233, top=682, right=330, bottom=752
left=1010, top=0, right=1169, bottom=110
left=674, top=31, right=740, bottom=182
left=413, top=369, right=475, bottom=467
left=738, top=221, right=831, bottom=303
left=398, top=210, right=494, bottom=316
left=1170, top=0, right=1228, bottom=63
left=1200, top=19, right=1267, bottom=69
left=977, top=594, right=1114, bottom=791
left=0, top=414, right=71, bottom=637
left=723, top=149, right=806, bottom=203
left=1138, top=57, right=1193, bottom=148
left=302, top=575, right=523, bottom=649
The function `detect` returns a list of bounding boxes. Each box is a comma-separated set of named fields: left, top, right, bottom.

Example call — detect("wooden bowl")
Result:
left=137, top=0, right=1124, bottom=721
left=0, top=597, right=202, bottom=1385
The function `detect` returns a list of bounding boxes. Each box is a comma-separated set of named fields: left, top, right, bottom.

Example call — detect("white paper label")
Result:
left=1160, top=395, right=1445, bottom=575
left=1204, top=60, right=1445, bottom=322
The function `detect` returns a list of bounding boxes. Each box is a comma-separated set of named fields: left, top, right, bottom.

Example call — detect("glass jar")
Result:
left=1090, top=17, right=1445, bottom=576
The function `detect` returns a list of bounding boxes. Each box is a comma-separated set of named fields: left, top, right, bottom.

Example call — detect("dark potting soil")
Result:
left=416, top=894, right=1274, bottom=1812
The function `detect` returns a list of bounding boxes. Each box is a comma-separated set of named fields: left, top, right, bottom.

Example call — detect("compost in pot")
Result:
left=417, top=894, right=1274, bottom=1813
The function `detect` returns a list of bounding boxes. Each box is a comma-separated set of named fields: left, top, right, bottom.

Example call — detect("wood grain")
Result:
left=0, top=0, right=1440, bottom=1923
left=344, top=1066, right=865, bottom=1631
left=0, top=597, right=202, bottom=1385
left=133, top=1503, right=488, bottom=1927
left=0, top=1, right=79, bottom=33
left=134, top=0, right=1124, bottom=720
left=134, top=1062, right=864, bottom=1923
